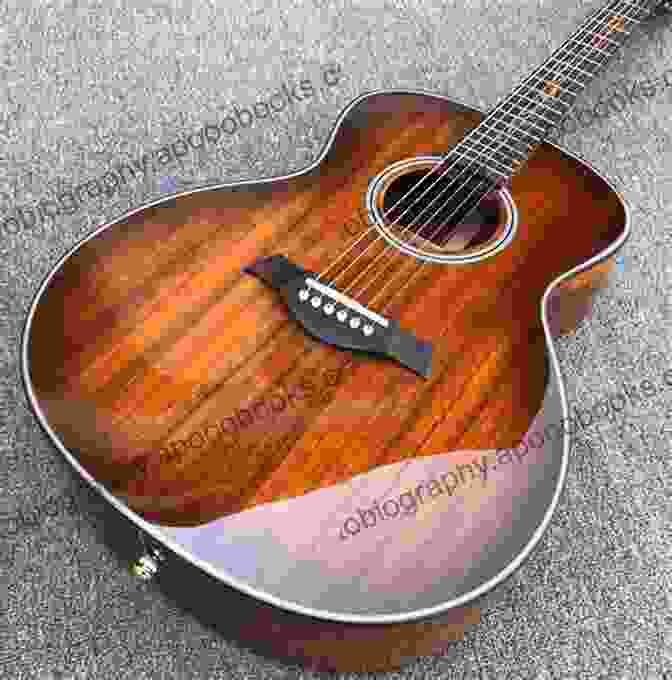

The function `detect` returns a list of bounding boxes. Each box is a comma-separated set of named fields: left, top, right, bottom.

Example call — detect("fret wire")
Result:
left=483, top=9, right=630, bottom=133
left=512, top=59, right=592, bottom=102
left=470, top=116, right=543, bottom=148
left=489, top=1, right=645, bottom=117
left=511, top=88, right=570, bottom=116
left=542, top=59, right=602, bottom=83
left=476, top=93, right=571, bottom=153
left=460, top=143, right=518, bottom=172
left=586, top=30, right=623, bottom=46
left=479, top=102, right=549, bottom=137
left=605, top=19, right=637, bottom=32
left=600, top=25, right=636, bottom=36
left=464, top=140, right=531, bottom=169
left=544, top=56, right=597, bottom=81
left=465, top=136, right=530, bottom=162
left=498, top=111, right=547, bottom=134
left=607, top=0, right=644, bottom=16
left=508, top=92, right=567, bottom=120
left=449, top=147, right=512, bottom=176
left=451, top=0, right=654, bottom=180
left=537, top=17, right=640, bottom=86
left=449, top=141, right=512, bottom=170
left=521, top=78, right=580, bottom=102
left=618, top=4, right=645, bottom=20
left=468, top=109, right=563, bottom=167
left=528, top=85, right=579, bottom=106
left=566, top=35, right=614, bottom=57
left=607, top=6, right=646, bottom=24
left=547, top=47, right=605, bottom=71
left=474, top=124, right=548, bottom=155
left=618, top=0, right=641, bottom=8
left=465, top=106, right=547, bottom=148
left=456, top=127, right=532, bottom=172
left=526, top=74, right=585, bottom=104
left=526, top=62, right=588, bottom=87
left=618, top=0, right=652, bottom=17
left=464, top=148, right=525, bottom=173
left=532, top=68, right=586, bottom=90
left=606, top=11, right=642, bottom=28
left=607, top=8, right=648, bottom=27
left=474, top=116, right=543, bottom=143
left=466, top=134, right=542, bottom=169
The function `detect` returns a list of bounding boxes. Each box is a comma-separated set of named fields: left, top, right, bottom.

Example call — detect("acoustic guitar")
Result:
left=21, top=0, right=671, bottom=671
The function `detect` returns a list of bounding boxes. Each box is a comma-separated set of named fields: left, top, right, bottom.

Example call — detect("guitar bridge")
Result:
left=245, top=255, right=433, bottom=378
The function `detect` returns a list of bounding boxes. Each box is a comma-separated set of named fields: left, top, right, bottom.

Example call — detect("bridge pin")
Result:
left=363, top=324, right=374, bottom=336
left=299, top=289, right=310, bottom=302
left=349, top=317, right=361, bottom=329
left=311, top=296, right=322, bottom=308
left=337, top=310, right=348, bottom=322
left=324, top=303, right=335, bottom=315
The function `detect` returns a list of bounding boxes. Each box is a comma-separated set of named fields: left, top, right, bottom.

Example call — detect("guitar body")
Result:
left=22, top=90, right=628, bottom=670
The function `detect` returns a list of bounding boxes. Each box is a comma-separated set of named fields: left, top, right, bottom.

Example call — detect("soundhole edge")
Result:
left=365, top=156, right=517, bottom=264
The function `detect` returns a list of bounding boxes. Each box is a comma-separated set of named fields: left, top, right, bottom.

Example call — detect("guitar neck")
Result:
left=456, top=0, right=662, bottom=182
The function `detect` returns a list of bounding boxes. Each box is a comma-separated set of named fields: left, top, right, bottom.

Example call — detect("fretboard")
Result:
left=454, top=0, right=660, bottom=181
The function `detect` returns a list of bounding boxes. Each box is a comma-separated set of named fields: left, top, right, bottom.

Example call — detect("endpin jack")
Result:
left=130, top=533, right=165, bottom=581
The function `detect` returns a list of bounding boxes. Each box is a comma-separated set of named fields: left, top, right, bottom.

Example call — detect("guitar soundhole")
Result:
left=367, top=156, right=517, bottom=263
left=381, top=169, right=501, bottom=248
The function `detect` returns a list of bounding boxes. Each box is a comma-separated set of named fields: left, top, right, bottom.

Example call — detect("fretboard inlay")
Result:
left=446, top=0, right=659, bottom=187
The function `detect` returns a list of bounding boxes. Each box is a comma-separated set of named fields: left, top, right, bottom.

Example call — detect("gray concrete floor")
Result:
left=1, top=1, right=670, bottom=678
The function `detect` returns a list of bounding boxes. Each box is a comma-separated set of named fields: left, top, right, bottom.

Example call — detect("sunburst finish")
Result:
left=26, top=92, right=625, bottom=528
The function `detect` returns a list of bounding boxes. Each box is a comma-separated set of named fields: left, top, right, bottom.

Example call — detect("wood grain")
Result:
left=27, top=92, right=626, bottom=526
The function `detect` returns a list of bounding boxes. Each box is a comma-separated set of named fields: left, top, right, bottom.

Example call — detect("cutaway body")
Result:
left=23, top=91, right=627, bottom=642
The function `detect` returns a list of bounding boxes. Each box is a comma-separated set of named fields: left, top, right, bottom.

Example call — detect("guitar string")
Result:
left=372, top=1, right=650, bottom=314
left=360, top=1, right=651, bottom=494
left=345, top=0, right=648, bottom=303
left=313, top=0, right=648, bottom=295
left=316, top=1, right=653, bottom=497
left=313, top=0, right=638, bottom=288
left=358, top=0, right=649, bottom=308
